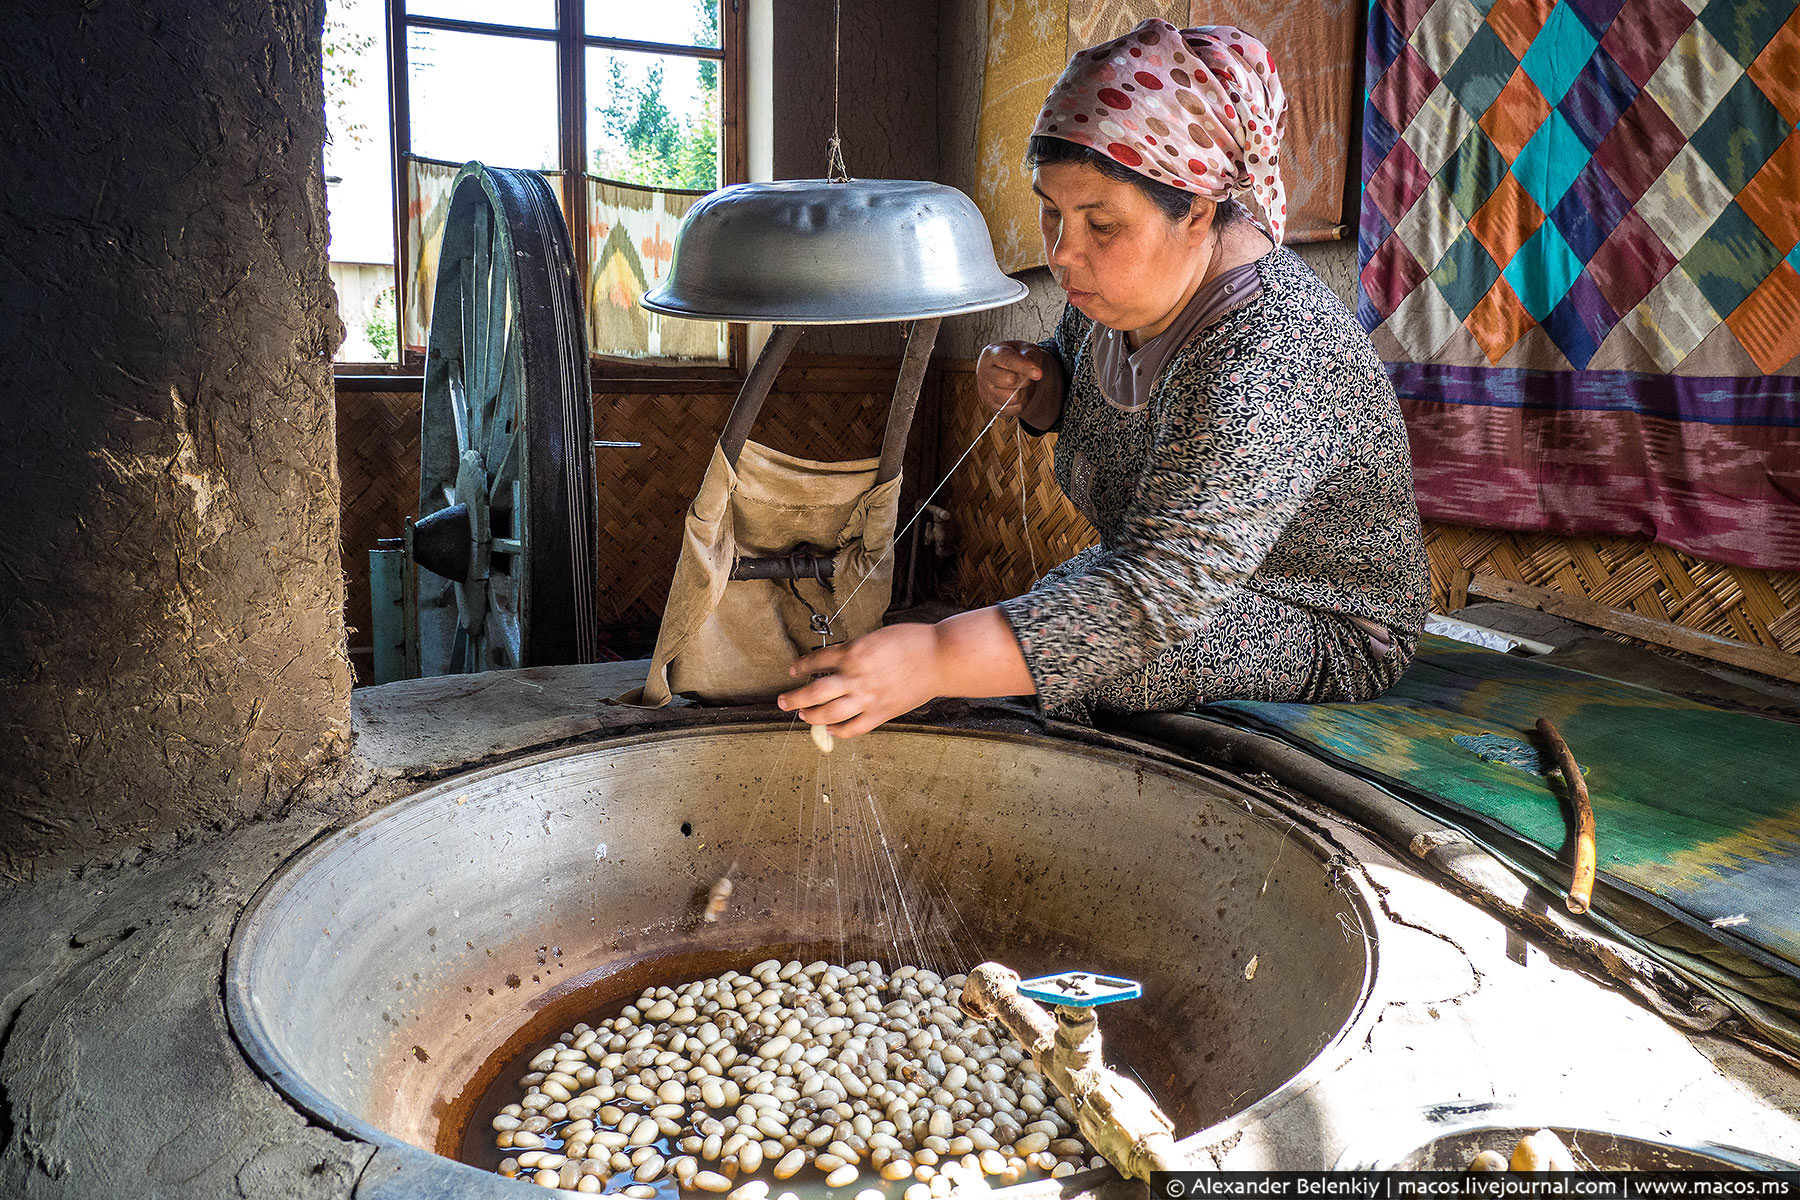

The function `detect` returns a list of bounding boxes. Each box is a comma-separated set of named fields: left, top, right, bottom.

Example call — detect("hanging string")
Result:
left=1014, top=423, right=1038, bottom=582
left=826, top=0, right=850, bottom=181
left=824, top=385, right=1022, bottom=628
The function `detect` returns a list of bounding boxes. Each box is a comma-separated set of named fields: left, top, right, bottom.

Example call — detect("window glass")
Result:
left=585, top=0, right=720, bottom=47
left=408, top=0, right=556, bottom=29
left=587, top=47, right=719, bottom=190
left=407, top=27, right=560, bottom=171
left=325, top=0, right=397, bottom=362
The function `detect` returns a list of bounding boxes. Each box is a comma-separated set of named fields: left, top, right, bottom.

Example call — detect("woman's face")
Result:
left=1034, top=161, right=1212, bottom=342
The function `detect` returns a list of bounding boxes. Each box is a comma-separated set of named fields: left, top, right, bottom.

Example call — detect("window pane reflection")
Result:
left=587, top=47, right=720, bottom=189
left=408, top=28, right=558, bottom=171
left=326, top=0, right=397, bottom=362
left=586, top=0, right=720, bottom=48
left=408, top=0, right=555, bottom=29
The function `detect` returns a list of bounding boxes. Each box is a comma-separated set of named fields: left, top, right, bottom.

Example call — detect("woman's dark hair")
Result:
left=1026, top=135, right=1239, bottom=229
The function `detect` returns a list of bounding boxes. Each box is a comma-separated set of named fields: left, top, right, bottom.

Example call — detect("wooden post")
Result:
left=0, top=0, right=351, bottom=873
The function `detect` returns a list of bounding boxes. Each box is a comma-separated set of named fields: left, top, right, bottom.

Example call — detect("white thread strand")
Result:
left=1015, top=422, right=1038, bottom=581
left=826, top=392, right=1018, bottom=628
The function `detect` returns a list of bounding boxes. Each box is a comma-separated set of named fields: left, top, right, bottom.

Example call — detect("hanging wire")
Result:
left=826, top=0, right=850, bottom=181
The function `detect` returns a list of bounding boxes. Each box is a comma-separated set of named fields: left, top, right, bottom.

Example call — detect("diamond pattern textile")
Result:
left=1361, top=0, right=1800, bottom=569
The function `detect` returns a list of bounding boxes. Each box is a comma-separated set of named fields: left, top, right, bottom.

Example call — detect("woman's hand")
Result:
left=777, top=624, right=944, bottom=739
left=976, top=341, right=1065, bottom=429
left=777, top=609, right=1036, bottom=739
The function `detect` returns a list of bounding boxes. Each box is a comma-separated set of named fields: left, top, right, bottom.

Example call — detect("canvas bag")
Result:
left=635, top=438, right=902, bottom=706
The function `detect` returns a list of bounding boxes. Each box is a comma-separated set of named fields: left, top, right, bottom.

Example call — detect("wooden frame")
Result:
left=357, top=0, right=748, bottom=378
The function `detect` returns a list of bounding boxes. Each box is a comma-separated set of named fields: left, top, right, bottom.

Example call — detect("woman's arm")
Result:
left=776, top=607, right=1033, bottom=737
left=776, top=308, right=1091, bottom=737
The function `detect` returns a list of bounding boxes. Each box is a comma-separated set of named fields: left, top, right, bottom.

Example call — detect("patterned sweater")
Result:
left=997, top=247, right=1430, bottom=715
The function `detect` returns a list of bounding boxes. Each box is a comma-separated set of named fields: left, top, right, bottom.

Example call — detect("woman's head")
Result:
left=1032, top=19, right=1288, bottom=244
left=1029, top=154, right=1223, bottom=339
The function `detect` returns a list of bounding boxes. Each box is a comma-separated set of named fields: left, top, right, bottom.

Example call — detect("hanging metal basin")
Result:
left=641, top=178, right=1027, bottom=323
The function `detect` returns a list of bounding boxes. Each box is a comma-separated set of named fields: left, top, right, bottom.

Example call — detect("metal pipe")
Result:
left=369, top=548, right=409, bottom=685
left=961, top=963, right=1186, bottom=1181
left=728, top=552, right=836, bottom=582
left=719, top=324, right=802, bottom=467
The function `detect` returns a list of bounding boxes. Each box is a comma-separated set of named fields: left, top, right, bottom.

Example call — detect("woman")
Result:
left=779, top=18, right=1428, bottom=736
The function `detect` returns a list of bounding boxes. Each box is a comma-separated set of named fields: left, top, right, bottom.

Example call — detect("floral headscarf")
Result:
left=1033, top=18, right=1289, bottom=244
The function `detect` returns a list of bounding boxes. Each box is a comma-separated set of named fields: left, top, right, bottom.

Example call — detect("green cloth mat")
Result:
left=1199, top=634, right=1800, bottom=980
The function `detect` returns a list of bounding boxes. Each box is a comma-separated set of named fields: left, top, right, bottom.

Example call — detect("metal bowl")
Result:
left=641, top=178, right=1027, bottom=323
left=225, top=722, right=1380, bottom=1179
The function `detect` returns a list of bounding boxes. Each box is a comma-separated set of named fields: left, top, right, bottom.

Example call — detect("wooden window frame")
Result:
left=335, top=0, right=748, bottom=385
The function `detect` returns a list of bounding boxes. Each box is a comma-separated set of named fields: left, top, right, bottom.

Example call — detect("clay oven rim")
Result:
left=223, top=719, right=1384, bottom=1186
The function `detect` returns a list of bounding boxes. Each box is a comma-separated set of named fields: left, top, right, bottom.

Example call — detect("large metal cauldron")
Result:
left=226, top=724, right=1379, bottom=1192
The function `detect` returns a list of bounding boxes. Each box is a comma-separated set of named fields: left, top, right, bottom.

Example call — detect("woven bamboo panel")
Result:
left=593, top=373, right=938, bottom=646
left=337, top=390, right=422, bottom=683
left=936, top=370, right=1097, bottom=606
left=335, top=358, right=938, bottom=677
left=1424, top=522, right=1800, bottom=654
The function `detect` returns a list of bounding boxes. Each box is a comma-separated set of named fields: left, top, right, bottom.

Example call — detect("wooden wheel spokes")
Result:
left=417, top=162, right=597, bottom=677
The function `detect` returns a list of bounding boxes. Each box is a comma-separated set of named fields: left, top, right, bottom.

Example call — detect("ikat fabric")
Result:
left=1201, top=633, right=1800, bottom=984
left=401, top=156, right=460, bottom=355
left=586, top=179, right=725, bottom=362
left=1358, top=0, right=1800, bottom=569
left=402, top=157, right=725, bottom=363
left=975, top=0, right=1072, bottom=273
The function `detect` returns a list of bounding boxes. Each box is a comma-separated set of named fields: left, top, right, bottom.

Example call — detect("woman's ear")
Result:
left=1184, top=196, right=1217, bottom=244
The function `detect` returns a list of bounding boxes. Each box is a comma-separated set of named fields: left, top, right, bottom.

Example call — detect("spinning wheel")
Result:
left=413, top=163, right=599, bottom=674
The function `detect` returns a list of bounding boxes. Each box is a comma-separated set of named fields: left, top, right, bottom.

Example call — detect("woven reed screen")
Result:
left=337, top=389, right=423, bottom=682
left=933, top=369, right=1800, bottom=658
left=1424, top=525, right=1800, bottom=654
left=339, top=369, right=1800, bottom=683
left=335, top=359, right=938, bottom=682
left=937, top=367, right=1097, bottom=607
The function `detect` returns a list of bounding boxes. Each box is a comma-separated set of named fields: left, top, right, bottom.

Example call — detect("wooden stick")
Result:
left=1469, top=573, right=1800, bottom=685
left=1536, top=717, right=1596, bottom=915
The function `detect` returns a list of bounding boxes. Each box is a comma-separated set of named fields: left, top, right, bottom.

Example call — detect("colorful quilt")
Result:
left=1358, top=0, right=1800, bottom=570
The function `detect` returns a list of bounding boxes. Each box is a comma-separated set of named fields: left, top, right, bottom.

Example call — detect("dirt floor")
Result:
left=4, top=631, right=1800, bottom=1198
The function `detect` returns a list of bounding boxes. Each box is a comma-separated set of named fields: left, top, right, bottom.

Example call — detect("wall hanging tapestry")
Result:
left=586, top=178, right=726, bottom=362
left=976, top=0, right=1358, bottom=270
left=1359, top=0, right=1800, bottom=570
left=975, top=0, right=1072, bottom=273
left=402, top=157, right=723, bottom=363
